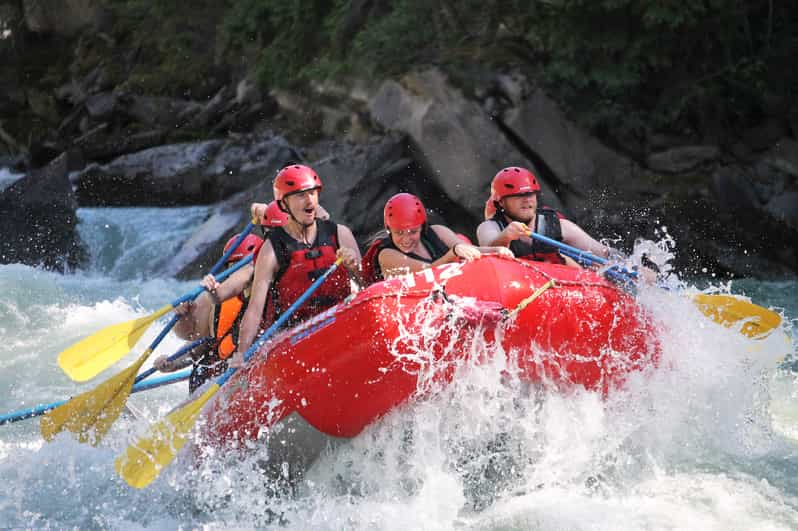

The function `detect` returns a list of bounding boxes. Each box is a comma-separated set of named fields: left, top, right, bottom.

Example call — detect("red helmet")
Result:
left=273, top=164, right=322, bottom=201
left=223, top=233, right=264, bottom=262
left=260, top=200, right=288, bottom=228
left=384, top=193, right=427, bottom=231
left=490, top=167, right=540, bottom=201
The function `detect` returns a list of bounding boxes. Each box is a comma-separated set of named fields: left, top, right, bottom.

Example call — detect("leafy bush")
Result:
left=94, top=0, right=798, bottom=142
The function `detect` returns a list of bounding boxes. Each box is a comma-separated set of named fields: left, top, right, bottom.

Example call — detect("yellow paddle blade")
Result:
left=692, top=294, right=782, bottom=338
left=115, top=383, right=219, bottom=489
left=58, top=304, right=173, bottom=382
left=41, top=350, right=152, bottom=445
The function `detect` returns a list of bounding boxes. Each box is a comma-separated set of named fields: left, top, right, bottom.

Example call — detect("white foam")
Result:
left=0, top=167, right=24, bottom=191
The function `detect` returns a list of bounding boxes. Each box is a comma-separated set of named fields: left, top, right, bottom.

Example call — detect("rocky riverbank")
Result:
left=2, top=1, right=796, bottom=279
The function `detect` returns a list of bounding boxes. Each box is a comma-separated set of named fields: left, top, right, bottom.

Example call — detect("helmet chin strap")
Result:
left=283, top=200, right=315, bottom=244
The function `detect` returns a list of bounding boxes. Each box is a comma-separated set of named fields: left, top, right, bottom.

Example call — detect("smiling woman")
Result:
left=360, top=193, right=511, bottom=285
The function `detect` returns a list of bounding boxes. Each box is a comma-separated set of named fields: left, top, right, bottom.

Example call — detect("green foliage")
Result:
left=220, top=0, right=348, bottom=87
left=350, top=0, right=439, bottom=76
left=65, top=0, right=797, bottom=141
left=103, top=0, right=230, bottom=97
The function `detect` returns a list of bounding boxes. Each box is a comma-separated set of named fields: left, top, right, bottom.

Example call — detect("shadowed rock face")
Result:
left=0, top=152, right=87, bottom=270
left=23, top=0, right=105, bottom=37
left=172, top=134, right=441, bottom=279
left=369, top=70, right=536, bottom=215
left=70, top=132, right=301, bottom=206
left=3, top=52, right=795, bottom=278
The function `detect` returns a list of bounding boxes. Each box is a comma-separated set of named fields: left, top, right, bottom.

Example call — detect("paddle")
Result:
left=59, top=248, right=255, bottom=383
left=41, top=253, right=254, bottom=445
left=525, top=229, right=782, bottom=338
left=2, top=369, right=191, bottom=426
left=131, top=336, right=212, bottom=385
left=58, top=222, right=257, bottom=383
left=115, top=257, right=345, bottom=489
left=40, top=335, right=214, bottom=444
left=42, top=223, right=258, bottom=441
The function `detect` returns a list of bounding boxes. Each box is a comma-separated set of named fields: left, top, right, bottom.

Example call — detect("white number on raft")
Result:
left=418, top=262, right=463, bottom=284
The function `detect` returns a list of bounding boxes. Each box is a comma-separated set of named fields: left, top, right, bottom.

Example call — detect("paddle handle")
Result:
left=134, top=336, right=211, bottom=383
left=132, top=242, right=255, bottom=383
left=215, top=257, right=344, bottom=388
left=527, top=230, right=608, bottom=266
left=527, top=230, right=640, bottom=282
left=171, top=253, right=254, bottom=307
left=207, top=221, right=257, bottom=274
left=0, top=370, right=191, bottom=426
left=128, top=223, right=256, bottom=383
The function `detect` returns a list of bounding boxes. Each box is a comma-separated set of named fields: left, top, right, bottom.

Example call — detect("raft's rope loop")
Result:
left=506, top=279, right=557, bottom=320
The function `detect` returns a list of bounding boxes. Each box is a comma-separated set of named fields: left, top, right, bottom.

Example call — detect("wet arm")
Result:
left=476, top=220, right=506, bottom=247
left=337, top=225, right=364, bottom=287
left=377, top=226, right=460, bottom=276
left=560, top=219, right=610, bottom=258
left=430, top=225, right=478, bottom=265
left=173, top=294, right=212, bottom=340
left=476, top=220, right=529, bottom=248
left=210, top=264, right=254, bottom=302
left=235, top=245, right=276, bottom=356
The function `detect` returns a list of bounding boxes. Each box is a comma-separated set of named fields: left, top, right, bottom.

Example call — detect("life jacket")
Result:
left=213, top=295, right=247, bottom=360
left=264, top=219, right=351, bottom=327
left=361, top=225, right=451, bottom=285
left=490, top=207, right=565, bottom=264
left=187, top=294, right=249, bottom=393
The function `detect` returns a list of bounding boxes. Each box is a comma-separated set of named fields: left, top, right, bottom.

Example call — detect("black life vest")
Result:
left=264, top=219, right=351, bottom=327
left=361, top=226, right=451, bottom=285
left=490, top=207, right=565, bottom=264
left=188, top=294, right=248, bottom=393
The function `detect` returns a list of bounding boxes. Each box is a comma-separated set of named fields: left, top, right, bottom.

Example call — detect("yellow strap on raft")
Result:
left=506, top=279, right=557, bottom=319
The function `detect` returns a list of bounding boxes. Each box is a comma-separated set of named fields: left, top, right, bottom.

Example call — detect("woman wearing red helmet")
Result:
left=361, top=193, right=512, bottom=284
left=476, top=167, right=610, bottom=265
left=153, top=232, right=263, bottom=393
left=231, top=164, right=362, bottom=367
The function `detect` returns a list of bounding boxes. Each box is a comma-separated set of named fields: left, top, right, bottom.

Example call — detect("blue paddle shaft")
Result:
left=1, top=224, right=258, bottom=427
left=124, top=225, right=255, bottom=396
left=171, top=253, right=254, bottom=307
left=528, top=231, right=639, bottom=282
left=215, top=260, right=343, bottom=388
left=527, top=231, right=608, bottom=266
left=133, top=336, right=211, bottom=383
left=208, top=222, right=255, bottom=274
left=0, top=370, right=191, bottom=426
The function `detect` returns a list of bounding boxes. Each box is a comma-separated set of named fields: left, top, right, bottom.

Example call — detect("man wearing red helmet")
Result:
left=250, top=200, right=329, bottom=236
left=476, top=167, right=610, bottom=264
left=231, top=164, right=362, bottom=367
left=153, top=233, right=263, bottom=393
left=361, top=193, right=513, bottom=284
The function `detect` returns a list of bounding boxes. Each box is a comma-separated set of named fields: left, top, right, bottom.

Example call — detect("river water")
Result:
left=0, top=204, right=796, bottom=529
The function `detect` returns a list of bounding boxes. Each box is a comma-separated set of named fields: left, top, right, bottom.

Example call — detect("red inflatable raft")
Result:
left=197, top=257, right=660, bottom=473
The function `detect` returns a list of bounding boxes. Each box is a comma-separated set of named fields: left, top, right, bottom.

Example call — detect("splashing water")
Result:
left=0, top=167, right=24, bottom=192
left=0, top=208, right=797, bottom=529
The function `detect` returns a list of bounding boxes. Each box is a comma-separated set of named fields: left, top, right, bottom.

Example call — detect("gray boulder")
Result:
left=0, top=151, right=87, bottom=269
left=647, top=146, right=721, bottom=174
left=71, top=131, right=300, bottom=206
left=369, top=69, right=533, bottom=214
left=23, top=0, right=105, bottom=37
left=173, top=134, right=435, bottom=278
